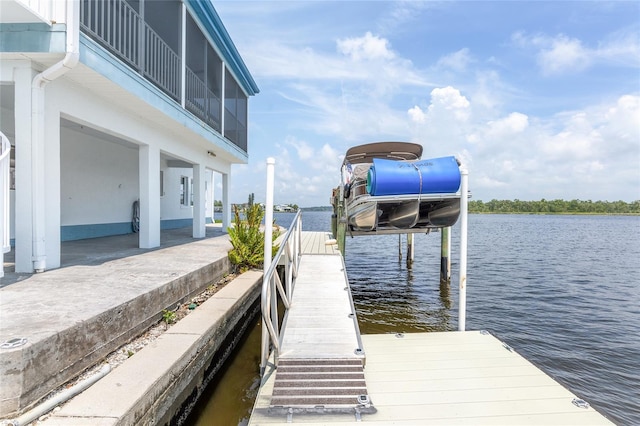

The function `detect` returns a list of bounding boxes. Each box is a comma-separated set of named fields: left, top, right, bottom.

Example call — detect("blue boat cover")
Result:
left=366, top=156, right=461, bottom=196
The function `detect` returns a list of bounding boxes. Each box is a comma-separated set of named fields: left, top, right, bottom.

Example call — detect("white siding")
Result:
left=60, top=127, right=138, bottom=226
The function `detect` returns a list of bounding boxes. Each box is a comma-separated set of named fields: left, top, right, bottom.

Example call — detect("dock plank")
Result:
left=250, top=331, right=612, bottom=424
left=300, top=231, right=338, bottom=255
left=279, top=255, right=360, bottom=359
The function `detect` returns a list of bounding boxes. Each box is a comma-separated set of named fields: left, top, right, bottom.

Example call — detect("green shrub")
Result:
left=227, top=204, right=280, bottom=273
left=162, top=309, right=176, bottom=324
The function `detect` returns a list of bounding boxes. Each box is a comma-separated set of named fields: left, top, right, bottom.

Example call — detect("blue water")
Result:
left=193, top=211, right=640, bottom=425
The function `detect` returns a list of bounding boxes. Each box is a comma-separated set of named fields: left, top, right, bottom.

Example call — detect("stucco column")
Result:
left=206, top=169, right=214, bottom=223
left=44, top=101, right=61, bottom=269
left=139, top=144, right=160, bottom=248
left=222, top=172, right=230, bottom=231
left=192, top=163, right=205, bottom=238
left=13, top=66, right=34, bottom=273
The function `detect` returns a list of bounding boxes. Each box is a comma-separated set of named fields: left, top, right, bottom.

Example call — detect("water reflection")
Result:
left=187, top=317, right=262, bottom=426
left=346, top=233, right=455, bottom=334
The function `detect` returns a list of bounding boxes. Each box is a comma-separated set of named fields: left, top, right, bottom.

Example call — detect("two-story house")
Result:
left=0, top=0, right=258, bottom=274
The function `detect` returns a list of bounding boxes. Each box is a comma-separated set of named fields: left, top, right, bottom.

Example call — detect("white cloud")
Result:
left=603, top=95, right=640, bottom=143
left=597, top=26, right=640, bottom=67
left=430, top=86, right=471, bottom=116
left=512, top=30, right=640, bottom=75
left=436, top=48, right=474, bottom=72
left=286, top=136, right=314, bottom=160
left=243, top=140, right=343, bottom=207
left=539, top=35, right=591, bottom=75
left=408, top=87, right=640, bottom=201
left=409, top=86, right=471, bottom=125
left=408, top=105, right=426, bottom=123
left=486, top=112, right=529, bottom=136
left=337, top=32, right=395, bottom=61
left=242, top=43, right=366, bottom=81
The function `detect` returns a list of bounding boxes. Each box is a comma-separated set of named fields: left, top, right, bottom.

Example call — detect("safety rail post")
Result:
left=260, top=158, right=302, bottom=373
left=458, top=168, right=469, bottom=331
left=262, top=158, right=275, bottom=373
left=1, top=133, right=11, bottom=279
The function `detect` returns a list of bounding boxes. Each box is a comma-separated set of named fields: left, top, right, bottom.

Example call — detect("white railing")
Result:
left=458, top=168, right=469, bottom=331
left=80, top=0, right=141, bottom=68
left=260, top=210, right=302, bottom=373
left=80, top=0, right=181, bottom=101
left=144, top=24, right=180, bottom=101
left=16, top=0, right=66, bottom=23
left=260, top=159, right=302, bottom=373
left=1, top=132, right=12, bottom=279
left=185, top=67, right=221, bottom=132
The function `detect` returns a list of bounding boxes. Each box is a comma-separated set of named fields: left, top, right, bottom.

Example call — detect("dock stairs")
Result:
left=270, top=254, right=373, bottom=415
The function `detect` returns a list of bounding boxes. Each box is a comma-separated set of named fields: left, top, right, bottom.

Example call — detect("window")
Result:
left=180, top=176, right=189, bottom=206
left=180, top=176, right=195, bottom=206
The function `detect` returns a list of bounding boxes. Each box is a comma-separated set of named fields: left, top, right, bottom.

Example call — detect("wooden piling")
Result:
left=406, top=233, right=414, bottom=269
left=440, top=227, right=450, bottom=284
left=331, top=186, right=347, bottom=255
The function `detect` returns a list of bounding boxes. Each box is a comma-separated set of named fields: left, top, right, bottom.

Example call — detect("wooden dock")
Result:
left=300, top=231, right=339, bottom=255
left=249, top=232, right=612, bottom=424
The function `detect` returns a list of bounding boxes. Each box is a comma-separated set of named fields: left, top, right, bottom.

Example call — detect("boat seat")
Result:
left=346, top=164, right=371, bottom=198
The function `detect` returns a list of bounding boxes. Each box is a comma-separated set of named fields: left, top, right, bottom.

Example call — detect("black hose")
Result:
left=132, top=200, right=140, bottom=233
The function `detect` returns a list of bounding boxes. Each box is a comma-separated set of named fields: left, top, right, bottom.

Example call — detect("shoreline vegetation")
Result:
left=298, top=199, right=640, bottom=215
left=468, top=199, right=639, bottom=215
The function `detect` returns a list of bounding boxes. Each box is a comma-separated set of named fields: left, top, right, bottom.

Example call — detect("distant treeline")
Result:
left=301, top=206, right=333, bottom=212
left=469, top=199, right=640, bottom=215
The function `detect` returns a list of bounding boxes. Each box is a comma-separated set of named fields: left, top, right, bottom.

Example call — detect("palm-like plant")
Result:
left=227, top=204, right=279, bottom=273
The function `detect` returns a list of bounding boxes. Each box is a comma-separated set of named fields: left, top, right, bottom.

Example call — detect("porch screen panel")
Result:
left=224, top=70, right=247, bottom=152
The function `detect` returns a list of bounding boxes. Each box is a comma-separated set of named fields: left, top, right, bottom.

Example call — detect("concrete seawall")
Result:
left=39, top=270, right=262, bottom=425
left=0, top=228, right=234, bottom=419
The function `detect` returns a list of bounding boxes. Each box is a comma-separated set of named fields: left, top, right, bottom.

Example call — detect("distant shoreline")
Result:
left=300, top=200, right=640, bottom=216
left=468, top=212, right=640, bottom=216
left=298, top=209, right=639, bottom=216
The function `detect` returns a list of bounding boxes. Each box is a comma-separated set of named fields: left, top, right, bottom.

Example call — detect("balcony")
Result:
left=79, top=0, right=246, bottom=153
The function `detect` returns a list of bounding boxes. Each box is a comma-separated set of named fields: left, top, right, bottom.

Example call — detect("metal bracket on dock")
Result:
left=572, top=398, right=590, bottom=409
left=354, top=407, right=362, bottom=421
left=501, top=342, right=514, bottom=352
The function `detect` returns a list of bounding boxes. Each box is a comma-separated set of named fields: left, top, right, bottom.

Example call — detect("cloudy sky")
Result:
left=213, top=1, right=639, bottom=207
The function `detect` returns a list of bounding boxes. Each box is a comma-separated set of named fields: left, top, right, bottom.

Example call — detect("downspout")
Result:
left=30, top=0, right=79, bottom=272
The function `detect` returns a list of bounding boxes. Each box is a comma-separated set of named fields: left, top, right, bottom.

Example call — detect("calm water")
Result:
left=189, top=212, right=640, bottom=425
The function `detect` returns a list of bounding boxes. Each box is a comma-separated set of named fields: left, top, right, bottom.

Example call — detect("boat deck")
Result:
left=250, top=232, right=611, bottom=425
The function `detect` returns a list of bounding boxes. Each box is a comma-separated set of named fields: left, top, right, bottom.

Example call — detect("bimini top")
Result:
left=343, top=142, right=423, bottom=165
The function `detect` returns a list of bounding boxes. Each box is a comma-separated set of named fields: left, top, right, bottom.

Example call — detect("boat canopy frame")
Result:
left=343, top=141, right=423, bottom=165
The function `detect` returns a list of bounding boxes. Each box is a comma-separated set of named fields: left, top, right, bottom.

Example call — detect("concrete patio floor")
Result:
left=1, top=224, right=228, bottom=287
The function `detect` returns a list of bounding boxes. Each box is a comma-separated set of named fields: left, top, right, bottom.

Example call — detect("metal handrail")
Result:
left=260, top=210, right=302, bottom=373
